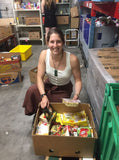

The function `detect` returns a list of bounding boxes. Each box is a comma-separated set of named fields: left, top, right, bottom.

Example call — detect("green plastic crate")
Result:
left=98, top=83, right=119, bottom=160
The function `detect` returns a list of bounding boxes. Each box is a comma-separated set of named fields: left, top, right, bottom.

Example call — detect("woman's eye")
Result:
left=50, top=40, right=62, bottom=44
left=57, top=40, right=61, bottom=43
left=50, top=41, right=54, bottom=43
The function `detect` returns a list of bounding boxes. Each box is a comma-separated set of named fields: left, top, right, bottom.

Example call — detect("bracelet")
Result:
left=74, top=94, right=79, bottom=97
left=41, top=93, right=46, bottom=98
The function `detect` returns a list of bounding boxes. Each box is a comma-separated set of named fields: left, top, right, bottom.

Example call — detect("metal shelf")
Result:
left=65, top=29, right=79, bottom=48
left=14, top=9, right=41, bottom=12
left=56, top=2, right=70, bottom=5
left=17, top=25, right=42, bottom=27
left=13, top=0, right=44, bottom=45
left=19, top=37, right=43, bottom=41
left=81, top=1, right=119, bottom=19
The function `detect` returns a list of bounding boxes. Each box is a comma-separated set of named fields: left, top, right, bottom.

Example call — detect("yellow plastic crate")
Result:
left=10, top=45, right=32, bottom=61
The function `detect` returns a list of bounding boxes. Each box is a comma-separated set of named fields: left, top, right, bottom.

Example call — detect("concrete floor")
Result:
left=0, top=45, right=90, bottom=160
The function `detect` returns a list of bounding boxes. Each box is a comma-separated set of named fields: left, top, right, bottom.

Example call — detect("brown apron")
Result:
left=22, top=79, right=73, bottom=115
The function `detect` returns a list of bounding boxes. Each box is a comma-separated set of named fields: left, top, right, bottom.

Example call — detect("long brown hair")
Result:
left=47, top=28, right=65, bottom=44
left=45, top=0, right=55, bottom=9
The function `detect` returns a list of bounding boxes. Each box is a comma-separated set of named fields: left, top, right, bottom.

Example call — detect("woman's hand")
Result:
left=40, top=95, right=49, bottom=109
left=73, top=94, right=79, bottom=100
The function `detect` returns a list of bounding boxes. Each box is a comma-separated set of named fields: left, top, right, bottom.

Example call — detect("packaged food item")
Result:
left=71, top=125, right=79, bottom=136
left=62, top=98, right=81, bottom=107
left=39, top=113, right=48, bottom=123
left=77, top=127, right=91, bottom=137
left=36, top=120, right=50, bottom=135
left=62, top=110, right=89, bottom=126
left=50, top=125, right=63, bottom=136
left=60, top=125, right=71, bottom=136
left=50, top=125, right=71, bottom=136
left=56, top=113, right=63, bottom=125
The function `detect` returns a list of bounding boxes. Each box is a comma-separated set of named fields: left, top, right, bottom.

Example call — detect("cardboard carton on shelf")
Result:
left=29, top=31, right=41, bottom=40
left=25, top=17, right=40, bottom=25
left=56, top=16, right=69, bottom=25
left=32, top=103, right=98, bottom=158
left=71, top=17, right=79, bottom=29
left=70, top=6, right=79, bottom=18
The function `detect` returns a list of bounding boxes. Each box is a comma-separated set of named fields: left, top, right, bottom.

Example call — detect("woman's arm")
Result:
left=41, top=0, right=45, bottom=14
left=70, top=53, right=82, bottom=100
left=37, top=50, right=49, bottom=108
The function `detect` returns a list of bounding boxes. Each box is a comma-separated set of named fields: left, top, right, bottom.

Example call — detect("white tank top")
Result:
left=46, top=49, right=72, bottom=86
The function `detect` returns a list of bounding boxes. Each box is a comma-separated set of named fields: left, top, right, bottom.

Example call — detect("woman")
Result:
left=41, top=0, right=57, bottom=43
left=23, top=28, right=82, bottom=115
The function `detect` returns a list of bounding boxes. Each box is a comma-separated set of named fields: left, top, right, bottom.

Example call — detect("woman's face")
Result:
left=48, top=33, right=64, bottom=55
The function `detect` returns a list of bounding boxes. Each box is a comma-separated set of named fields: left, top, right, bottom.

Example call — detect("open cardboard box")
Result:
left=0, top=52, right=21, bottom=73
left=29, top=67, right=48, bottom=84
left=32, top=103, right=98, bottom=158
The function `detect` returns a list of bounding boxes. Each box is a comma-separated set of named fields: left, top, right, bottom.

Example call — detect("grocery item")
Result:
left=62, top=111, right=89, bottom=126
left=36, top=120, right=50, bottom=135
left=77, top=127, right=91, bottom=137
left=62, top=98, right=81, bottom=107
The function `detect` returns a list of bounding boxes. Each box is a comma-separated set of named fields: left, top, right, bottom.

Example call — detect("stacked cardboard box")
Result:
left=0, top=25, right=12, bottom=40
left=56, top=16, right=69, bottom=25
left=0, top=18, right=14, bottom=40
left=70, top=6, right=79, bottom=29
left=25, top=17, right=40, bottom=25
left=29, top=31, right=41, bottom=40
left=0, top=52, right=22, bottom=85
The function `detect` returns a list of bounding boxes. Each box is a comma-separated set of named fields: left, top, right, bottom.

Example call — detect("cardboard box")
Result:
left=29, top=67, right=48, bottom=84
left=0, top=27, right=5, bottom=39
left=25, top=17, right=40, bottom=25
left=0, top=71, right=22, bottom=85
left=0, top=52, right=21, bottom=73
left=29, top=31, right=41, bottom=40
left=56, top=16, right=69, bottom=25
left=0, top=25, right=12, bottom=39
left=32, top=103, right=98, bottom=158
left=0, top=18, right=14, bottom=26
left=70, top=7, right=79, bottom=18
left=29, top=67, right=37, bottom=83
left=71, top=18, right=79, bottom=29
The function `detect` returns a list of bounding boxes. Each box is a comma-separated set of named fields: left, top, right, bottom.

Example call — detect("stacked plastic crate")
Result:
left=98, top=83, right=119, bottom=160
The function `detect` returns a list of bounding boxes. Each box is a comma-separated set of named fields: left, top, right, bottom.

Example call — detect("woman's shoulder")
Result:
left=39, top=49, right=47, bottom=59
left=69, top=52, right=79, bottom=65
left=65, top=51, right=77, bottom=59
left=40, top=49, right=47, bottom=55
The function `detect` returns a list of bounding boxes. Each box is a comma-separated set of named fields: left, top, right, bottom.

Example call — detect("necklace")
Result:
left=52, top=51, right=63, bottom=77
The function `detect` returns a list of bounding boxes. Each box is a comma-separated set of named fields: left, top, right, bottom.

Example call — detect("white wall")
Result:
left=0, top=0, right=13, bottom=18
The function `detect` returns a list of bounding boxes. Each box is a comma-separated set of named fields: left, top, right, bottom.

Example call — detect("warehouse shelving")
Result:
left=79, top=1, right=119, bottom=61
left=42, top=1, right=71, bottom=36
left=12, top=0, right=44, bottom=45
left=56, top=1, right=71, bottom=33
left=82, top=1, right=119, bottom=19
